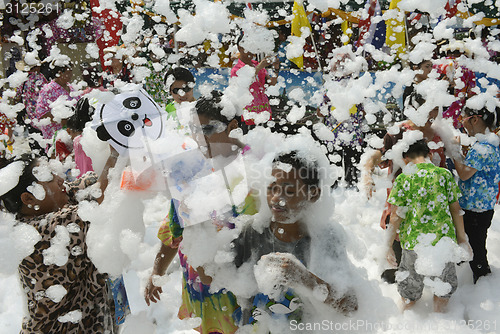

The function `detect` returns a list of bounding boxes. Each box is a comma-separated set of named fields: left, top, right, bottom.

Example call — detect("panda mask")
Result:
left=93, top=90, right=165, bottom=153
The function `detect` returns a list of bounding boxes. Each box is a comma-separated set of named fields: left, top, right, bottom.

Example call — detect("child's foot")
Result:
left=401, top=298, right=416, bottom=311
left=433, top=295, right=449, bottom=313
left=381, top=269, right=397, bottom=284
left=473, top=267, right=491, bottom=284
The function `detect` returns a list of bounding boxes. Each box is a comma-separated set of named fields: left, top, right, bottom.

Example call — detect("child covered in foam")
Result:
left=230, top=150, right=358, bottom=332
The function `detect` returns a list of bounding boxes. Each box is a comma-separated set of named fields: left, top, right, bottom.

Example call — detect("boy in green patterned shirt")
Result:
left=386, top=140, right=471, bottom=313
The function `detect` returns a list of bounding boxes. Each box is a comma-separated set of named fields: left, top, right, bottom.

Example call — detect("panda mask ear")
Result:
left=96, top=125, right=111, bottom=142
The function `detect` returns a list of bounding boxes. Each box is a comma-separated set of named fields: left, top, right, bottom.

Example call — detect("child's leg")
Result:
left=464, top=210, right=494, bottom=283
left=433, top=296, right=449, bottom=313
left=397, top=250, right=424, bottom=311
left=433, top=262, right=458, bottom=313
left=381, top=239, right=402, bottom=284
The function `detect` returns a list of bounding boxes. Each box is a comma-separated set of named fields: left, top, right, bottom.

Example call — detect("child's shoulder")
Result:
left=468, top=139, right=500, bottom=159
left=434, top=165, right=453, bottom=176
left=394, top=170, right=410, bottom=184
left=425, top=165, right=454, bottom=183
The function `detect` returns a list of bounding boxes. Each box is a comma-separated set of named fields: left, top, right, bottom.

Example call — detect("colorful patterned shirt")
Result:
left=18, top=173, right=114, bottom=333
left=15, top=72, right=49, bottom=122
left=35, top=81, right=77, bottom=139
left=458, top=140, right=500, bottom=212
left=143, top=61, right=170, bottom=107
left=322, top=101, right=365, bottom=146
left=388, top=163, right=461, bottom=250
left=39, top=17, right=104, bottom=55
left=438, top=60, right=476, bottom=129
left=157, top=147, right=257, bottom=334
left=0, top=111, right=15, bottom=134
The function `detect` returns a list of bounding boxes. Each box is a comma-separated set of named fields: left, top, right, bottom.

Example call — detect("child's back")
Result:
left=388, top=162, right=461, bottom=250
left=386, top=139, right=469, bottom=313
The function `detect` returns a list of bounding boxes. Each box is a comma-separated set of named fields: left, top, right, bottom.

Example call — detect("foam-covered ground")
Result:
left=2, top=185, right=499, bottom=334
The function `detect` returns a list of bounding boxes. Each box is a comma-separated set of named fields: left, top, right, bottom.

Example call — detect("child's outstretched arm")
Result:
left=95, top=146, right=120, bottom=204
left=144, top=242, right=178, bottom=306
left=361, top=150, right=383, bottom=199
left=255, top=56, right=280, bottom=86
left=450, top=201, right=472, bottom=255
left=386, top=205, right=403, bottom=267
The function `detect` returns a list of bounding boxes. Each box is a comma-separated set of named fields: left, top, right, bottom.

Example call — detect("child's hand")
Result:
left=144, top=274, right=166, bottom=306
left=458, top=240, right=473, bottom=262
left=254, top=253, right=309, bottom=298
left=272, top=253, right=309, bottom=286
left=363, top=174, right=375, bottom=200
left=386, top=248, right=397, bottom=268
left=196, top=266, right=213, bottom=285
left=259, top=56, right=278, bottom=69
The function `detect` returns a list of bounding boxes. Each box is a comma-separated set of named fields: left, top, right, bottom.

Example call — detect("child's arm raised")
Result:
left=386, top=205, right=403, bottom=267
left=298, top=268, right=358, bottom=315
left=255, top=56, right=280, bottom=86
left=361, top=150, right=383, bottom=199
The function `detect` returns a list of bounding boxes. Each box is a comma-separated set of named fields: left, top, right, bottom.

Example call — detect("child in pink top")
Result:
left=66, top=98, right=95, bottom=177
left=73, top=135, right=94, bottom=177
left=35, top=65, right=77, bottom=140
left=230, top=34, right=279, bottom=127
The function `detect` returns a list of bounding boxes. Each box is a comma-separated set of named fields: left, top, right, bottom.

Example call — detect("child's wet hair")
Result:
left=463, top=106, right=500, bottom=129
left=0, top=154, right=38, bottom=214
left=82, top=66, right=101, bottom=88
left=406, top=92, right=426, bottom=109
left=273, top=151, right=320, bottom=187
left=50, top=62, right=73, bottom=79
left=67, top=98, right=94, bottom=132
left=164, top=67, right=195, bottom=90
left=410, top=59, right=432, bottom=69
left=195, top=91, right=234, bottom=125
left=403, top=140, right=430, bottom=159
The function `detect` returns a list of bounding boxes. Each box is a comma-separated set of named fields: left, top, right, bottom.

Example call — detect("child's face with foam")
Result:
left=267, top=166, right=315, bottom=224
left=415, top=60, right=432, bottom=82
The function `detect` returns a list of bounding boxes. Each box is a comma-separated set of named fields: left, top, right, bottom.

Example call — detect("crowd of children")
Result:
left=0, top=21, right=499, bottom=334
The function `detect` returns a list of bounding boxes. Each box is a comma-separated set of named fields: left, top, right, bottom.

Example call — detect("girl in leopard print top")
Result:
left=0, top=150, right=119, bottom=333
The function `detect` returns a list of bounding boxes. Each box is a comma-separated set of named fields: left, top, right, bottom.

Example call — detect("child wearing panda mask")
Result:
left=145, top=91, right=255, bottom=334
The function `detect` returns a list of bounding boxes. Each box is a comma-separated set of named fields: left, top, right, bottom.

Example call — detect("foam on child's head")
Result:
left=195, top=91, right=238, bottom=125
left=463, top=104, right=500, bottom=129
left=272, top=151, right=320, bottom=187
left=164, top=66, right=195, bottom=90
